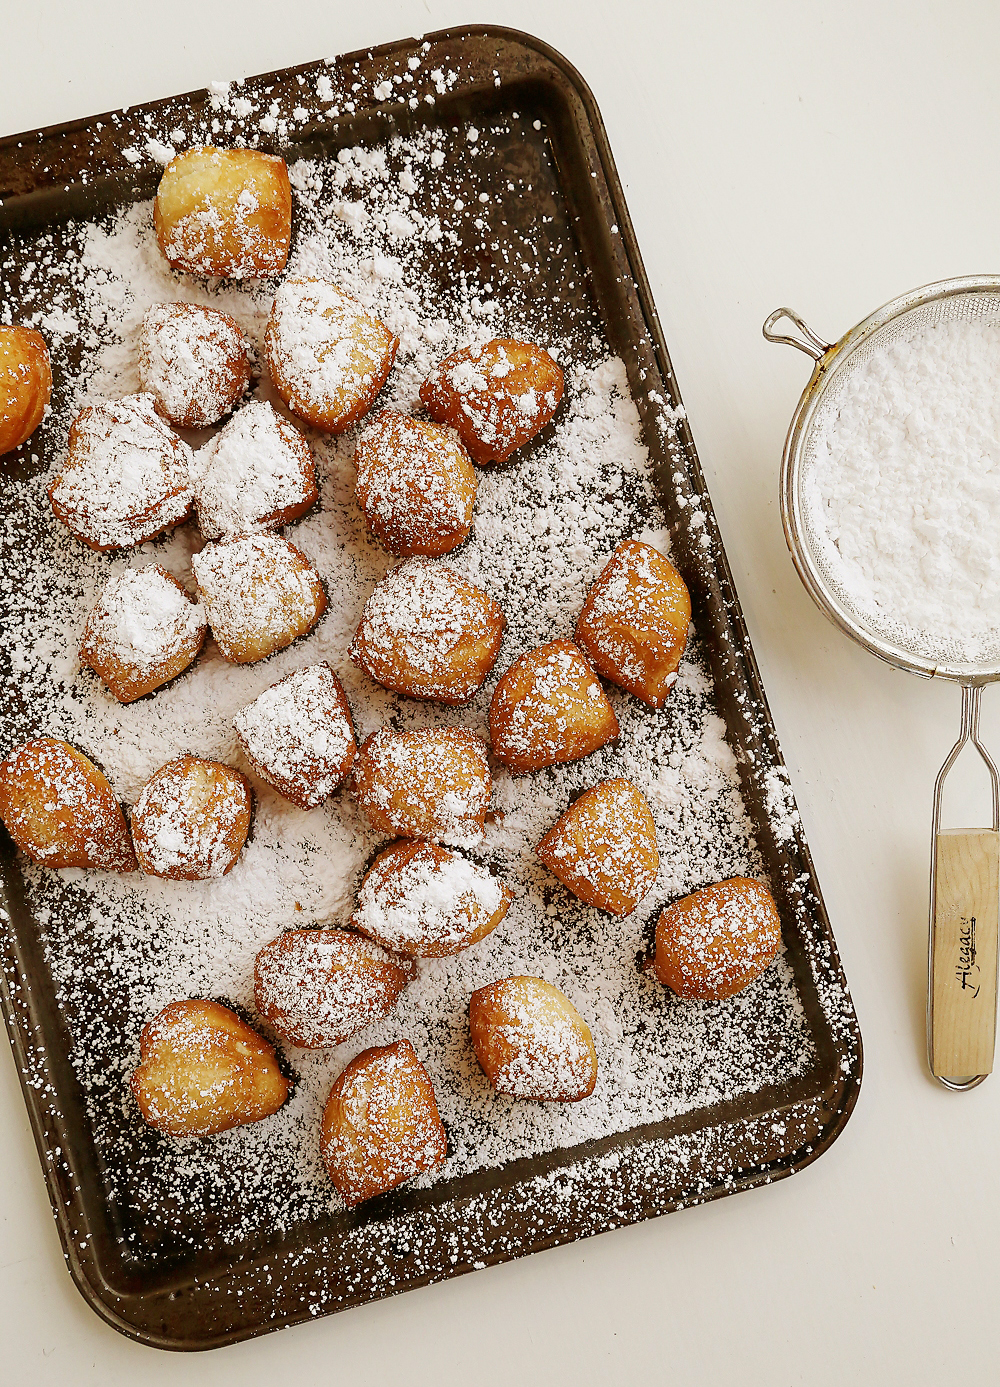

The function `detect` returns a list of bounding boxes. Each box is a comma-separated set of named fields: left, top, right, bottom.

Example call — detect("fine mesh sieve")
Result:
left=765, top=276, right=1000, bottom=1090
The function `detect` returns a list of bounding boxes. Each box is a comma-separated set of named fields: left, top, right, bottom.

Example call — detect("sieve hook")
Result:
left=927, top=683, right=1000, bottom=1091
left=763, top=308, right=834, bottom=361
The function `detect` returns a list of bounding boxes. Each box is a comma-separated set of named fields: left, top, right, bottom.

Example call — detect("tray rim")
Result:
left=0, top=21, right=863, bottom=1351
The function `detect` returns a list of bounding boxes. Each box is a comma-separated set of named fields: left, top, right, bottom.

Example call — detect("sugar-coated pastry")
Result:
left=354, top=409, right=476, bottom=557
left=419, top=339, right=564, bottom=465
left=350, top=559, right=504, bottom=704
left=154, top=147, right=292, bottom=279
left=265, top=277, right=399, bottom=432
left=536, top=778, right=659, bottom=916
left=489, top=639, right=618, bottom=773
left=192, top=533, right=326, bottom=664
left=352, top=726, right=492, bottom=844
left=352, top=839, right=511, bottom=957
left=233, top=663, right=356, bottom=809
left=320, top=1039, right=447, bottom=1205
left=0, top=326, right=52, bottom=455
left=137, top=303, right=253, bottom=428
left=652, top=877, right=782, bottom=1000
left=254, top=928, right=413, bottom=1049
left=469, top=976, right=597, bottom=1102
left=575, top=540, right=691, bottom=707
left=191, top=399, right=318, bottom=539
left=49, top=394, right=193, bottom=551
left=130, top=999, right=289, bottom=1136
left=131, top=755, right=252, bottom=880
left=0, top=738, right=135, bottom=871
left=80, top=565, right=207, bottom=703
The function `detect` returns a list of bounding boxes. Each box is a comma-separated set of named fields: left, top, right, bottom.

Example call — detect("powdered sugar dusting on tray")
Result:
left=1, top=119, right=821, bottom=1260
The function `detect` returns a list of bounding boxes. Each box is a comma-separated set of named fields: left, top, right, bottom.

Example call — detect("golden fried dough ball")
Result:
left=0, top=326, right=51, bottom=455
left=352, top=726, right=491, bottom=844
left=192, top=533, right=326, bottom=664
left=320, top=1039, right=447, bottom=1205
left=130, top=999, right=289, bottom=1136
left=0, top=738, right=135, bottom=871
left=652, top=877, right=782, bottom=1000
left=576, top=540, right=690, bottom=707
left=354, top=409, right=476, bottom=557
left=80, top=565, right=207, bottom=703
left=265, top=277, right=399, bottom=432
left=489, top=638, right=618, bottom=773
left=49, top=394, right=193, bottom=551
left=469, top=976, right=597, bottom=1102
left=137, top=303, right=252, bottom=428
left=131, top=755, right=252, bottom=880
left=352, top=839, right=511, bottom=957
left=233, top=662, right=356, bottom=809
left=350, top=559, right=504, bottom=704
left=190, top=399, right=318, bottom=539
left=154, top=147, right=292, bottom=279
left=537, top=778, right=658, bottom=916
left=254, top=928, right=413, bottom=1049
left=419, top=339, right=564, bottom=465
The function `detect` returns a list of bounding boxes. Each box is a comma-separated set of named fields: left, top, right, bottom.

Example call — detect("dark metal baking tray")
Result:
left=0, top=25, right=862, bottom=1351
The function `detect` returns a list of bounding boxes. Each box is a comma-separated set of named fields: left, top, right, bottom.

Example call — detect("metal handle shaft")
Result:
left=763, top=307, right=834, bottom=361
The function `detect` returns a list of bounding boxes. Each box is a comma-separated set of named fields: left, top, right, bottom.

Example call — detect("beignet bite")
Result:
left=419, top=339, right=563, bottom=464
left=154, top=147, right=292, bottom=279
left=131, top=755, right=252, bottom=880
left=652, top=877, right=782, bottom=1000
left=130, top=999, right=289, bottom=1136
left=354, top=409, right=476, bottom=557
left=489, top=639, right=618, bottom=773
left=49, top=394, right=193, bottom=551
left=254, top=928, right=412, bottom=1049
left=80, top=565, right=207, bottom=703
left=192, top=534, right=326, bottom=663
left=0, top=326, right=51, bottom=455
left=469, top=976, right=598, bottom=1102
left=137, top=302, right=253, bottom=428
left=576, top=540, right=691, bottom=707
left=350, top=559, right=505, bottom=703
left=536, top=778, right=659, bottom=916
left=351, top=725, right=491, bottom=844
left=265, top=277, right=398, bottom=432
left=233, top=662, right=356, bottom=809
left=0, top=737, right=135, bottom=871
left=191, top=399, right=318, bottom=539
left=352, top=839, right=511, bottom=957
left=320, top=1039, right=448, bottom=1205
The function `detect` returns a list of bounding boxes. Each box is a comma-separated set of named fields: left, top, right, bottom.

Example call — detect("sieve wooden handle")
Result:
left=930, top=828, right=1000, bottom=1080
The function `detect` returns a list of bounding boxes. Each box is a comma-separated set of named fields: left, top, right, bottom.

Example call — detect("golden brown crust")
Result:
left=80, top=565, right=207, bottom=703
left=137, top=302, right=253, bottom=429
left=351, top=839, right=512, bottom=957
left=575, top=540, right=691, bottom=707
left=192, top=534, right=326, bottom=664
left=489, top=638, right=619, bottom=773
left=469, top=976, right=598, bottom=1102
left=130, top=998, right=289, bottom=1136
left=0, top=738, right=135, bottom=871
left=536, top=778, right=659, bottom=916
left=419, top=339, right=564, bottom=465
left=153, top=147, right=292, bottom=279
left=265, top=277, right=399, bottom=432
left=653, top=877, right=782, bottom=1000
left=349, top=559, right=505, bottom=704
left=0, top=326, right=51, bottom=456
left=354, top=409, right=477, bottom=557
left=131, top=755, right=252, bottom=880
left=320, top=1039, right=447, bottom=1205
left=253, top=929, right=412, bottom=1048
left=351, top=725, right=491, bottom=843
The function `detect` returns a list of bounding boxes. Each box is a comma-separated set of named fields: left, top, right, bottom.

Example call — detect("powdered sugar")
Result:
left=354, top=842, right=506, bottom=955
left=233, top=663, right=355, bottom=808
left=82, top=565, right=205, bottom=677
left=191, top=399, right=317, bottom=538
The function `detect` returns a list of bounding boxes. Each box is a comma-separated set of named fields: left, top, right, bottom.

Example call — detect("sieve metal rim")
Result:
left=768, top=274, right=1000, bottom=685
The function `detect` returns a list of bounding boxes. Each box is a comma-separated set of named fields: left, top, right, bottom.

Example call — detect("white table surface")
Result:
left=4, top=2, right=1000, bottom=1381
